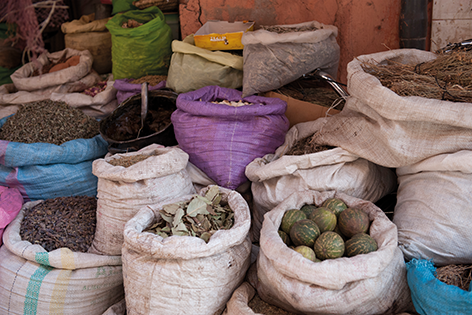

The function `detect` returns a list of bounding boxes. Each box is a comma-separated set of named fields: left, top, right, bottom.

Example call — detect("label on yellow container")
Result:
left=194, top=20, right=255, bottom=50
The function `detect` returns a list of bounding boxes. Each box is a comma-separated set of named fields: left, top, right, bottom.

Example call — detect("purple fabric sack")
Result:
left=114, top=78, right=167, bottom=104
left=172, top=85, right=289, bottom=190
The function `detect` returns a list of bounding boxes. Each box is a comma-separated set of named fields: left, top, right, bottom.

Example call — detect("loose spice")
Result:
left=130, top=75, right=167, bottom=86
left=107, top=153, right=155, bottom=167
left=285, top=134, right=335, bottom=156
left=0, top=100, right=99, bottom=145
left=259, top=24, right=319, bottom=34
left=20, top=196, right=97, bottom=253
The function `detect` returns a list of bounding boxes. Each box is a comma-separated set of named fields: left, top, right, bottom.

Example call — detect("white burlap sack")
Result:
left=122, top=186, right=252, bottom=315
left=223, top=282, right=257, bottom=315
left=90, top=144, right=196, bottom=256
left=310, top=48, right=472, bottom=168
left=50, top=75, right=118, bottom=119
left=0, top=201, right=124, bottom=315
left=241, top=20, right=340, bottom=97
left=246, top=120, right=397, bottom=242
left=0, top=69, right=101, bottom=118
left=255, top=190, right=411, bottom=315
left=394, top=150, right=472, bottom=266
left=11, top=48, right=94, bottom=91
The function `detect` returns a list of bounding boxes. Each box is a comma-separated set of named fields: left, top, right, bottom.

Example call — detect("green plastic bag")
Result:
left=106, top=7, right=172, bottom=80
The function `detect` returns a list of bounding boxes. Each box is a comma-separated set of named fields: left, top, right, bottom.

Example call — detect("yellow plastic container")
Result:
left=194, top=20, right=255, bottom=50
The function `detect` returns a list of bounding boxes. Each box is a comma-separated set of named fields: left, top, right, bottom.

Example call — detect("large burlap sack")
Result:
left=122, top=185, right=252, bottom=315
left=166, top=35, right=244, bottom=93
left=90, top=144, right=196, bottom=256
left=50, top=75, right=119, bottom=119
left=0, top=201, right=124, bottom=315
left=394, top=150, right=472, bottom=266
left=62, top=14, right=113, bottom=74
left=309, top=48, right=472, bottom=168
left=241, top=20, right=340, bottom=97
left=255, top=190, right=411, bottom=315
left=10, top=48, right=95, bottom=91
left=246, top=120, right=397, bottom=242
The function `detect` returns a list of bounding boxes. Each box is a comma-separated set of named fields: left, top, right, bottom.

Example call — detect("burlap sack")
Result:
left=0, top=201, right=124, bottom=315
left=395, top=150, right=472, bottom=266
left=255, top=190, right=411, bottom=315
left=90, top=144, right=196, bottom=255
left=122, top=186, right=252, bottom=315
left=310, top=48, right=472, bottom=168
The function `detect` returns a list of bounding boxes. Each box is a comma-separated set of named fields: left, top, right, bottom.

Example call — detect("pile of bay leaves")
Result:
left=144, top=186, right=234, bottom=243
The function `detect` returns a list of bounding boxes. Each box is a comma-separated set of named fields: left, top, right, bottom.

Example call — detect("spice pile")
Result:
left=20, top=196, right=97, bottom=253
left=130, top=75, right=167, bottom=86
left=260, top=24, right=319, bottom=33
left=145, top=186, right=234, bottom=243
left=122, top=19, right=143, bottom=28
left=211, top=99, right=253, bottom=107
left=285, top=134, right=335, bottom=156
left=108, top=153, right=155, bottom=167
left=361, top=50, right=472, bottom=102
left=0, top=100, right=99, bottom=145
left=83, top=81, right=107, bottom=97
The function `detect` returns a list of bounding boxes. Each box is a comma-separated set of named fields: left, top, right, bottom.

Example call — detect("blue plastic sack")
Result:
left=171, top=85, right=289, bottom=190
left=0, top=116, right=108, bottom=201
left=406, top=258, right=472, bottom=315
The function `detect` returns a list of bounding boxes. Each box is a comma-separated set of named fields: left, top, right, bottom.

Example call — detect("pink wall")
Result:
left=179, top=0, right=401, bottom=84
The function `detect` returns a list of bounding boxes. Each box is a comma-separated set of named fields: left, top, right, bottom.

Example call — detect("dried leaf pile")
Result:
left=0, top=100, right=100, bottom=145
left=20, top=196, right=97, bottom=253
left=285, top=134, right=335, bottom=156
left=145, top=186, right=234, bottom=243
left=130, top=75, right=167, bottom=86
left=361, top=50, right=472, bottom=102
left=435, top=264, right=472, bottom=291
left=260, top=24, right=319, bottom=34
left=108, top=153, right=155, bottom=167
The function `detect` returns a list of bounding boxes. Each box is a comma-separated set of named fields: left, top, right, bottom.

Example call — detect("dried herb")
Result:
left=108, top=153, right=155, bottom=167
left=0, top=100, right=99, bottom=145
left=361, top=50, right=472, bottom=102
left=130, top=75, right=167, bottom=86
left=19, top=196, right=97, bottom=253
left=436, top=264, right=472, bottom=291
left=285, top=134, right=335, bottom=156
left=249, top=293, right=297, bottom=315
left=259, top=24, right=319, bottom=34
left=145, top=186, right=234, bottom=243
left=32, top=54, right=68, bottom=76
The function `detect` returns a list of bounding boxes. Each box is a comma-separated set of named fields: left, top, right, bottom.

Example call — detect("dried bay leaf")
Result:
left=187, top=197, right=210, bottom=217
left=173, top=208, right=185, bottom=227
